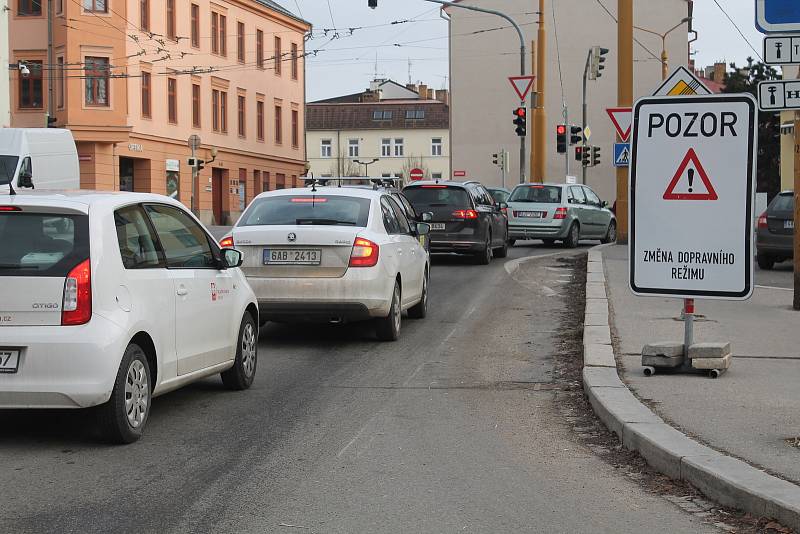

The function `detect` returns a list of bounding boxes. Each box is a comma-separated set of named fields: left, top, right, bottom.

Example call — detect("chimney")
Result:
left=360, top=90, right=380, bottom=103
left=417, top=84, right=428, bottom=99
left=406, top=83, right=418, bottom=93
left=427, top=88, right=435, bottom=99
left=435, top=89, right=449, bottom=106
left=713, top=62, right=726, bottom=83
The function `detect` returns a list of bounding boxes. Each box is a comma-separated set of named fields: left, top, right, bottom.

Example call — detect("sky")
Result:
left=275, top=0, right=768, bottom=102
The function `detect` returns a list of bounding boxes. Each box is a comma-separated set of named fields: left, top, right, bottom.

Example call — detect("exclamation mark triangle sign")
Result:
left=663, top=148, right=718, bottom=201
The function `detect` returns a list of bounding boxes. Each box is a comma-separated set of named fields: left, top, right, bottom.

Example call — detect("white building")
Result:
left=306, top=80, right=450, bottom=182
left=447, top=0, right=690, bottom=202
left=0, top=0, right=9, bottom=127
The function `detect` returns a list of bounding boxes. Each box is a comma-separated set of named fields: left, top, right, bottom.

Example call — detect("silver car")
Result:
left=506, top=183, right=617, bottom=247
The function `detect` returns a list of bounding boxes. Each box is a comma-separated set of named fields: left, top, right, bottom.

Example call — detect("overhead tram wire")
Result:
left=593, top=0, right=662, bottom=62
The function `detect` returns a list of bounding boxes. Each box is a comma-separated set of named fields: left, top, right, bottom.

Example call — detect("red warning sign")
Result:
left=663, top=148, right=718, bottom=201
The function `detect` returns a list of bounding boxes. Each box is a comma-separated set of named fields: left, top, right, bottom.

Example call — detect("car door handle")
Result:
left=176, top=286, right=189, bottom=296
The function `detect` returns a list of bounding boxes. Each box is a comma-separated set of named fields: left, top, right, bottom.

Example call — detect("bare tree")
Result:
left=401, top=155, right=430, bottom=185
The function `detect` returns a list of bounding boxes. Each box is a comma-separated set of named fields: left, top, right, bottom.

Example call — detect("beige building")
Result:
left=447, top=0, right=690, bottom=202
left=306, top=80, right=450, bottom=183
left=8, top=0, right=309, bottom=225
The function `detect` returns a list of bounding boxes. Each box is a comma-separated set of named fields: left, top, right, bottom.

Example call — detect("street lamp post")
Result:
left=354, top=158, right=379, bottom=177
left=634, top=17, right=692, bottom=81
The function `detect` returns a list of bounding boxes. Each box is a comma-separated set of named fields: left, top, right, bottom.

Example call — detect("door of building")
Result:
left=212, top=168, right=224, bottom=225
left=119, top=157, right=135, bottom=192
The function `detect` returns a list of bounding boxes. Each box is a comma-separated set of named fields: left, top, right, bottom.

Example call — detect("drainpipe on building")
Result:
left=47, top=0, right=54, bottom=127
left=0, top=1, right=9, bottom=128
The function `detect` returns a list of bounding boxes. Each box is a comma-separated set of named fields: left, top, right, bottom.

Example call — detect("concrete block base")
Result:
left=642, top=342, right=684, bottom=358
left=642, top=354, right=685, bottom=368
left=688, top=342, right=731, bottom=360
left=692, top=354, right=732, bottom=370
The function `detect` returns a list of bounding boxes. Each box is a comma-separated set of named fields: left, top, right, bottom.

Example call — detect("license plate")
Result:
left=264, top=248, right=321, bottom=265
left=786, top=220, right=794, bottom=230
left=0, top=349, right=20, bottom=374
left=517, top=211, right=545, bottom=218
left=430, top=223, right=445, bottom=231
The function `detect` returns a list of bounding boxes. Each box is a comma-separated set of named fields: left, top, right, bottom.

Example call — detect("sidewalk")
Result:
left=602, top=244, right=800, bottom=484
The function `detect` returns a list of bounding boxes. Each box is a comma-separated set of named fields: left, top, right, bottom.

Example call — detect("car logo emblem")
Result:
left=287, top=232, right=297, bottom=242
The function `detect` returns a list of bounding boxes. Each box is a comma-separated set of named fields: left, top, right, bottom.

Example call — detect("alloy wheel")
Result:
left=124, top=360, right=149, bottom=429
left=241, top=322, right=257, bottom=378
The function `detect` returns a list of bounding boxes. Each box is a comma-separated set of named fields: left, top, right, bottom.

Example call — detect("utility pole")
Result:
left=794, top=111, right=800, bottom=310
left=46, top=0, right=54, bottom=127
left=616, top=0, right=633, bottom=243
left=532, top=0, right=547, bottom=183
left=582, top=49, right=591, bottom=185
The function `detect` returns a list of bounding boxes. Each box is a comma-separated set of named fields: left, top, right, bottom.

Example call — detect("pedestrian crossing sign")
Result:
left=614, top=143, right=630, bottom=167
left=652, top=66, right=712, bottom=97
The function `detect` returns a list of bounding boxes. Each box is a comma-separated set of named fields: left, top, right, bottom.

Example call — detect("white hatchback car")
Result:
left=221, top=185, right=431, bottom=341
left=0, top=191, right=259, bottom=443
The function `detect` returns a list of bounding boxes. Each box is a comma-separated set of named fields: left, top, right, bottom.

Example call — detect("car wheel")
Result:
left=98, top=343, right=151, bottom=444
left=376, top=281, right=402, bottom=341
left=475, top=233, right=493, bottom=265
left=408, top=271, right=428, bottom=319
left=494, top=232, right=509, bottom=258
left=564, top=223, right=580, bottom=249
left=542, top=239, right=556, bottom=246
left=757, top=253, right=775, bottom=270
left=507, top=239, right=516, bottom=247
left=601, top=221, right=617, bottom=244
left=221, top=313, right=258, bottom=390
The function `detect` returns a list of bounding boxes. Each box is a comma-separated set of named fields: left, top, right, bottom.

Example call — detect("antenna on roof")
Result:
left=374, top=52, right=379, bottom=81
left=408, top=58, right=412, bottom=85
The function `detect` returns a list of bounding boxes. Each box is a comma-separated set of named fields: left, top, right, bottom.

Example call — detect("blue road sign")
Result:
left=613, top=143, right=630, bottom=168
left=756, top=0, right=800, bottom=34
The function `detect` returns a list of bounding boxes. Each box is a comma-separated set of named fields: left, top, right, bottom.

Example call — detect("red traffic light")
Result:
left=556, top=124, right=567, bottom=135
left=514, top=107, right=526, bottom=118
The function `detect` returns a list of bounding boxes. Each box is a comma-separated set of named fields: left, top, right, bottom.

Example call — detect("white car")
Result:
left=221, top=185, right=431, bottom=341
left=0, top=191, right=259, bottom=443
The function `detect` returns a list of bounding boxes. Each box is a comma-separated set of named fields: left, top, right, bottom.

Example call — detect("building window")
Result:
left=394, top=138, right=404, bottom=157
left=262, top=171, right=270, bottom=192
left=141, top=71, right=151, bottom=118
left=140, top=0, right=149, bottom=31
left=56, top=0, right=62, bottom=14
left=274, top=36, right=282, bottom=75
left=348, top=139, right=359, bottom=158
left=212, top=89, right=227, bottom=132
left=373, top=110, right=392, bottom=120
left=82, top=0, right=107, bottom=13
left=84, top=57, right=109, bottom=107
left=18, top=60, right=42, bottom=109
left=166, top=0, right=176, bottom=40
left=291, top=110, right=299, bottom=148
left=431, top=137, right=442, bottom=156
left=432, top=172, right=443, bottom=180
left=56, top=57, right=65, bottom=109
left=254, top=170, right=261, bottom=194
left=18, top=0, right=41, bottom=15
left=274, top=105, right=282, bottom=144
left=237, top=22, right=245, bottom=63
left=291, top=43, right=298, bottom=80
left=192, top=83, right=201, bottom=127
left=191, top=4, right=200, bottom=47
left=167, top=77, right=177, bottom=124
left=212, top=12, right=227, bottom=55
left=212, top=89, right=219, bottom=131
left=405, top=109, right=425, bottom=120
left=256, top=30, right=264, bottom=69
left=256, top=100, right=264, bottom=141
left=381, top=138, right=391, bottom=157
left=219, top=15, right=227, bottom=56
left=276, top=173, right=285, bottom=189
left=237, top=94, right=246, bottom=137
left=321, top=139, right=332, bottom=158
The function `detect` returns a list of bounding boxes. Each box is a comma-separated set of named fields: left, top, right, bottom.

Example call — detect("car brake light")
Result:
left=553, top=207, right=568, bottom=220
left=420, top=185, right=446, bottom=189
left=0, top=206, right=21, bottom=211
left=219, top=236, right=234, bottom=248
left=62, top=258, right=91, bottom=326
left=757, top=211, right=768, bottom=229
left=349, top=237, right=379, bottom=267
left=290, top=197, right=328, bottom=203
left=452, top=209, right=479, bottom=219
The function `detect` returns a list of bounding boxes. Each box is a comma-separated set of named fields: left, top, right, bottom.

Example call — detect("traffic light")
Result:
left=492, top=153, right=500, bottom=165
left=570, top=125, right=582, bottom=145
left=591, top=145, right=602, bottom=167
left=590, top=46, right=609, bottom=80
left=188, top=157, right=205, bottom=172
left=368, top=0, right=377, bottom=8
left=556, top=124, right=567, bottom=153
left=513, top=107, right=527, bottom=137
left=575, top=146, right=584, bottom=162
left=492, top=151, right=508, bottom=171
left=582, top=147, right=592, bottom=167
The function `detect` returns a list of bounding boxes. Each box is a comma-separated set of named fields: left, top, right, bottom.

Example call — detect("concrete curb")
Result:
left=582, top=245, right=800, bottom=529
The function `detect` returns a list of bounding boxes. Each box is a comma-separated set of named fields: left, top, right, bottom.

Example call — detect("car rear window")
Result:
left=509, top=185, right=562, bottom=203
left=0, top=212, right=89, bottom=277
left=0, top=155, right=18, bottom=183
left=238, top=195, right=372, bottom=227
left=489, top=189, right=510, bottom=203
left=770, top=193, right=794, bottom=212
left=403, top=186, right=472, bottom=209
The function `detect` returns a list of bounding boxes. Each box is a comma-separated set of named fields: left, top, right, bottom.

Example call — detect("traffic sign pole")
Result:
left=794, top=112, right=800, bottom=310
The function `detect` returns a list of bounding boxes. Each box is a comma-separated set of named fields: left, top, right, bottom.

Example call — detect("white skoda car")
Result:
left=0, top=191, right=258, bottom=443
left=221, top=185, right=431, bottom=341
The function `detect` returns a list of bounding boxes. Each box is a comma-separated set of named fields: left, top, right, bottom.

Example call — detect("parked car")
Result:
left=221, top=186, right=431, bottom=341
left=0, top=128, right=79, bottom=192
left=403, top=181, right=508, bottom=264
left=0, top=191, right=259, bottom=443
left=506, top=183, right=616, bottom=247
left=756, top=191, right=794, bottom=270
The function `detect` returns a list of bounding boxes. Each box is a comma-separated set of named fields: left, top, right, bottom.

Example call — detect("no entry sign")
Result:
left=410, top=168, right=424, bottom=181
left=629, top=95, right=757, bottom=300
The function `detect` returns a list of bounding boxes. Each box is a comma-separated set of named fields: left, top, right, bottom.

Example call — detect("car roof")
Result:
left=253, top=186, right=384, bottom=201
left=404, top=180, right=480, bottom=188
left=0, top=189, right=184, bottom=211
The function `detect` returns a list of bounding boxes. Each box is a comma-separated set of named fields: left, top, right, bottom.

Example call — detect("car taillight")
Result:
left=452, top=209, right=479, bottom=219
left=350, top=237, right=379, bottom=267
left=553, top=207, right=568, bottom=220
left=220, top=236, right=234, bottom=248
left=62, top=258, right=91, bottom=326
left=0, top=206, right=21, bottom=211
left=757, top=211, right=768, bottom=229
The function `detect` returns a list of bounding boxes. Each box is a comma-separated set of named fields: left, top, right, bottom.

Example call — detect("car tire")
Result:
left=564, top=223, right=580, bottom=249
left=508, top=239, right=516, bottom=247
left=757, top=253, right=775, bottom=270
left=475, top=233, right=493, bottom=265
left=221, top=313, right=258, bottom=390
left=407, top=271, right=428, bottom=319
left=542, top=239, right=556, bottom=246
left=494, top=232, right=509, bottom=259
left=98, top=343, right=151, bottom=444
left=375, top=281, right=402, bottom=341
left=601, top=221, right=617, bottom=244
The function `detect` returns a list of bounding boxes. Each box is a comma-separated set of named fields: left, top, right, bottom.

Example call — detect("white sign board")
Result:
left=763, top=35, right=800, bottom=64
left=630, top=95, right=757, bottom=300
left=758, top=79, right=800, bottom=110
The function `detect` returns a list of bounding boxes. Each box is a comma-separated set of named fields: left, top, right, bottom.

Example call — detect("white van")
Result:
left=0, top=128, right=80, bottom=191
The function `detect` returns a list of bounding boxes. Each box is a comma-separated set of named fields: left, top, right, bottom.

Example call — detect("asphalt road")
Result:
left=0, top=242, right=718, bottom=534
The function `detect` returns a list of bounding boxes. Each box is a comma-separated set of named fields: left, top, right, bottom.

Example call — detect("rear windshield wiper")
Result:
left=295, top=218, right=356, bottom=226
left=0, top=264, right=26, bottom=270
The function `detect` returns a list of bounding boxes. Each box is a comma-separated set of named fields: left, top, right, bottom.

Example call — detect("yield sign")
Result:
left=508, top=75, right=535, bottom=101
left=606, top=107, right=632, bottom=141
left=663, top=148, right=718, bottom=201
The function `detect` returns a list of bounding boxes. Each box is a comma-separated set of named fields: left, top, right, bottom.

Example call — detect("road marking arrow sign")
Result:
left=508, top=75, right=535, bottom=102
left=606, top=108, right=632, bottom=142
left=663, top=148, right=718, bottom=201
left=652, top=66, right=711, bottom=97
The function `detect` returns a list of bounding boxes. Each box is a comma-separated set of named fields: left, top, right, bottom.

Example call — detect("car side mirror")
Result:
left=601, top=200, right=609, bottom=208
left=416, top=222, right=431, bottom=236
left=221, top=248, right=243, bottom=269
left=18, top=158, right=33, bottom=188
left=422, top=212, right=433, bottom=222
left=499, top=202, right=508, bottom=210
